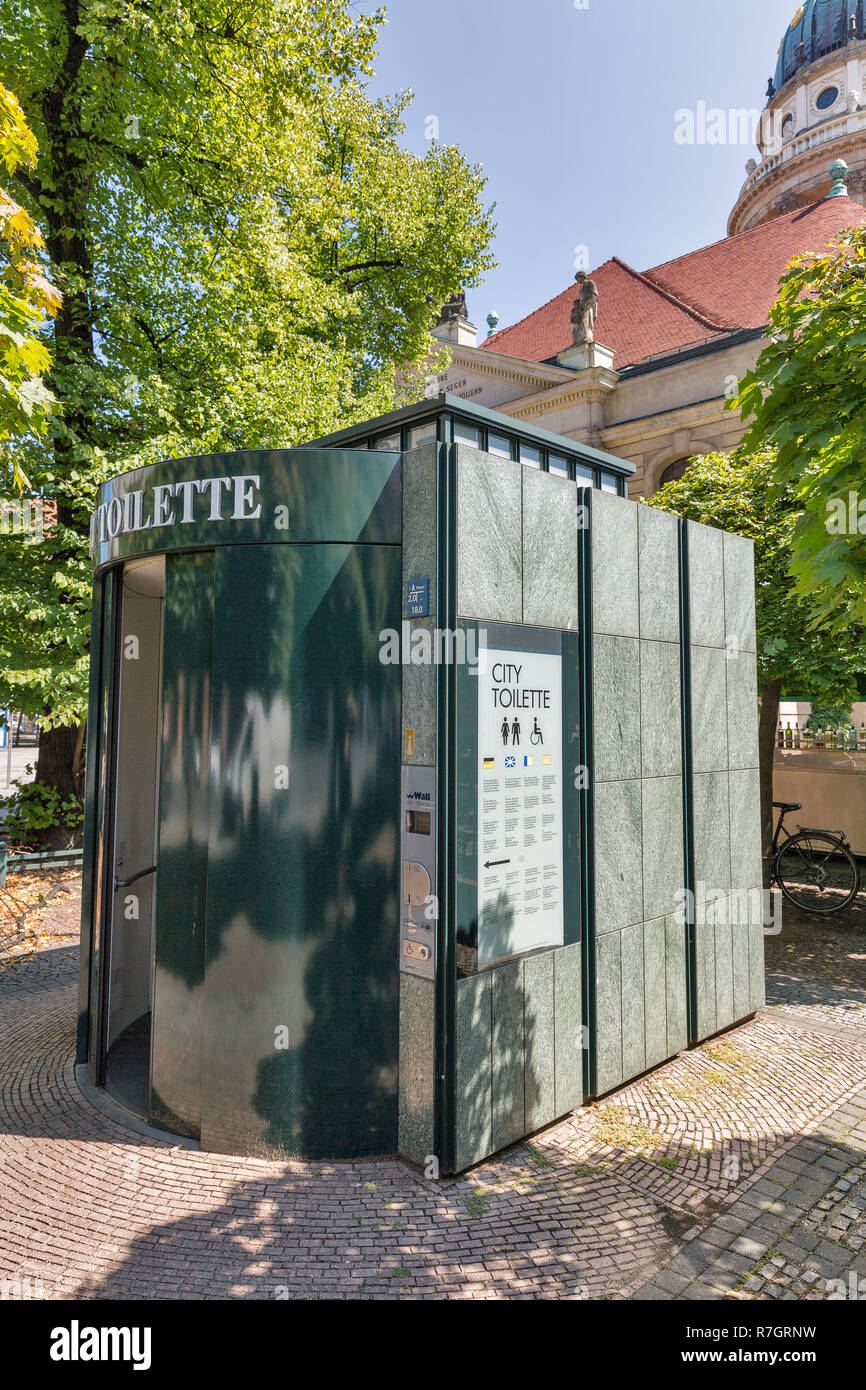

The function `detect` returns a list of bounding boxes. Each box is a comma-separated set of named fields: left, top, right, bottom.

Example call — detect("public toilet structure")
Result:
left=78, top=396, right=764, bottom=1172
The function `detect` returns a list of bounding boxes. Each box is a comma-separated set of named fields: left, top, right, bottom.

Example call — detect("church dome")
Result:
left=775, top=1, right=864, bottom=91
left=731, top=1, right=866, bottom=233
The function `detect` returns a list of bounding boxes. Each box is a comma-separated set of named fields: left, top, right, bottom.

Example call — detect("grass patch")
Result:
left=572, top=1162, right=600, bottom=1180
left=463, top=1187, right=492, bottom=1218
left=526, top=1144, right=555, bottom=1169
left=593, top=1105, right=660, bottom=1156
left=701, top=1040, right=755, bottom=1072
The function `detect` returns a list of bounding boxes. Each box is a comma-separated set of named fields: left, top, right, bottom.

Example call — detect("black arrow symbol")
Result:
left=484, top=858, right=510, bottom=869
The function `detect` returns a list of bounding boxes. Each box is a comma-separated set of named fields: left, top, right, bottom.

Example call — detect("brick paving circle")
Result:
left=2, top=934, right=866, bottom=1301
left=0, top=946, right=672, bottom=1299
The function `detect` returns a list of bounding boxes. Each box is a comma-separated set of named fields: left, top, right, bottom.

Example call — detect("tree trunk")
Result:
left=36, top=724, right=84, bottom=800
left=758, top=677, right=783, bottom=886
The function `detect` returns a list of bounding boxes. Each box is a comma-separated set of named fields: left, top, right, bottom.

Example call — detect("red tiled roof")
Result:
left=481, top=197, right=866, bottom=370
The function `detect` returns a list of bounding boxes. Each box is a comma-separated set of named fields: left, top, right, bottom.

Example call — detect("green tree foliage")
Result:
left=737, top=225, right=866, bottom=630
left=0, top=0, right=495, bottom=792
left=647, top=448, right=864, bottom=856
left=0, top=84, right=60, bottom=452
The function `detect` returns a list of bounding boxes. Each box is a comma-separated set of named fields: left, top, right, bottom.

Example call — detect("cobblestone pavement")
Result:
left=764, top=908, right=866, bottom=1042
left=632, top=905, right=866, bottom=1301
left=0, top=895, right=865, bottom=1300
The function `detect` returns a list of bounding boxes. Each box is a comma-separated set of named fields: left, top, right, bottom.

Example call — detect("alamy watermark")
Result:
left=674, top=105, right=792, bottom=148
left=826, top=492, right=866, bottom=535
left=379, top=624, right=487, bottom=670
left=0, top=496, right=43, bottom=543
left=675, top=884, right=782, bottom=935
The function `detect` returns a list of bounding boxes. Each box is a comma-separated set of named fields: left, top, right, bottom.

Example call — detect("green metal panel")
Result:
left=201, top=541, right=402, bottom=1159
left=149, top=551, right=214, bottom=1137
left=91, top=448, right=401, bottom=571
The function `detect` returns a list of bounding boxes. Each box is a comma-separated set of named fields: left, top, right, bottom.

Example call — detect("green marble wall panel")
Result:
left=692, top=772, right=732, bottom=893
left=665, top=915, right=689, bottom=1055
left=644, top=918, right=668, bottom=1069
left=456, top=445, right=522, bottom=622
left=453, top=944, right=584, bottom=1168
left=692, top=767, right=731, bottom=1043
left=729, top=770, right=763, bottom=891
left=724, top=534, right=762, bottom=1020
left=587, top=493, right=690, bottom=1094
left=729, top=768, right=764, bottom=1021
left=690, top=646, right=729, bottom=774
left=638, top=506, right=680, bottom=643
left=455, top=973, right=492, bottom=1172
left=621, top=924, right=646, bottom=1081
left=640, top=641, right=682, bottom=779
left=641, top=776, right=685, bottom=922
left=695, top=920, right=717, bottom=1042
left=749, top=917, right=767, bottom=1013
left=524, top=952, right=556, bottom=1131
left=714, top=919, right=735, bottom=1031
left=594, top=779, right=643, bottom=932
left=398, top=974, right=435, bottom=1165
left=684, top=517, right=761, bottom=1047
left=522, top=468, right=579, bottom=630
left=723, top=532, right=757, bottom=654
left=591, top=491, right=639, bottom=638
left=554, top=943, right=584, bottom=1116
left=733, top=913, right=751, bottom=1021
left=596, top=931, right=623, bottom=1094
left=491, top=961, right=525, bottom=1152
left=726, top=651, right=760, bottom=773
left=687, top=521, right=726, bottom=649
left=402, top=443, right=439, bottom=766
left=593, top=635, right=641, bottom=782
left=403, top=443, right=438, bottom=607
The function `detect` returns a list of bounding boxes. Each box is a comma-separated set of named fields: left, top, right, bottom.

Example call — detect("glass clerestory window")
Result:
left=453, top=420, right=481, bottom=447
left=487, top=432, right=513, bottom=459
left=408, top=421, right=437, bottom=449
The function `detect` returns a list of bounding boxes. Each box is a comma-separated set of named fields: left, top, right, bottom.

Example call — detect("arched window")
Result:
left=659, top=457, right=692, bottom=487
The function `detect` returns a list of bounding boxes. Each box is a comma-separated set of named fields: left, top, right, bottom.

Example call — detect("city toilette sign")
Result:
left=476, top=631, right=564, bottom=969
left=90, top=473, right=264, bottom=552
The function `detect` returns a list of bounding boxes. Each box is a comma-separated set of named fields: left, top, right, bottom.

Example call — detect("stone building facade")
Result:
left=428, top=2, right=866, bottom=498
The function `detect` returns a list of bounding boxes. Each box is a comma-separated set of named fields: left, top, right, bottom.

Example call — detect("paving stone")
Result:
left=2, top=903, right=866, bottom=1301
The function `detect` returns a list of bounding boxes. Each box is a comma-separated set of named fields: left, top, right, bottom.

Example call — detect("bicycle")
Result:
left=772, top=801, right=861, bottom=916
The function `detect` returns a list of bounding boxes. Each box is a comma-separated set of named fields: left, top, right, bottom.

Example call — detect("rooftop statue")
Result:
left=571, top=272, right=599, bottom=346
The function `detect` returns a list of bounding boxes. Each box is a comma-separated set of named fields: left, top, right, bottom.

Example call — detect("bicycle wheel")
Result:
left=775, top=832, right=861, bottom=915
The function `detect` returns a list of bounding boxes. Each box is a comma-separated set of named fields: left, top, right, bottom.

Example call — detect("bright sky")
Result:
left=361, top=0, right=800, bottom=333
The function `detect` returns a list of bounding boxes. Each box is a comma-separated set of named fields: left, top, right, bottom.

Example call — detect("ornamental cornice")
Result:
left=497, top=373, right=620, bottom=421
left=602, top=397, right=731, bottom=449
